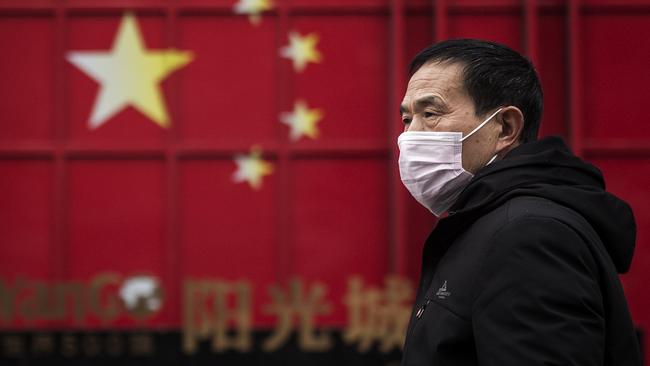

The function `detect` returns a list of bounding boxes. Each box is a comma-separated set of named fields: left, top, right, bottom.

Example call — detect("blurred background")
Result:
left=0, top=0, right=648, bottom=365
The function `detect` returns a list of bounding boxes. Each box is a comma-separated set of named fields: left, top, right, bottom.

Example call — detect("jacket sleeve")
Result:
left=472, top=216, right=605, bottom=366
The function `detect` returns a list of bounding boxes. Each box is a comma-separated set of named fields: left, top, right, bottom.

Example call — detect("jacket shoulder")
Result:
left=469, top=195, right=599, bottom=245
left=502, top=196, right=586, bottom=224
left=475, top=195, right=599, bottom=275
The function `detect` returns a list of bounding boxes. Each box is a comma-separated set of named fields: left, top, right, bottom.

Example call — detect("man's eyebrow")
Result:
left=414, top=95, right=447, bottom=110
left=400, top=95, right=448, bottom=115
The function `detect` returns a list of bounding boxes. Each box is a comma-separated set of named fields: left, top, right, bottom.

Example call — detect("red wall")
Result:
left=0, top=0, right=649, bottom=360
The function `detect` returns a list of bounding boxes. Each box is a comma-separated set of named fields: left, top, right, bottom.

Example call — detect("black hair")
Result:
left=409, top=39, right=543, bottom=143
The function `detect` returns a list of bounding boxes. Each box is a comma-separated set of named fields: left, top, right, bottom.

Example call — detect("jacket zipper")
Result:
left=403, top=297, right=432, bottom=358
left=415, top=298, right=431, bottom=319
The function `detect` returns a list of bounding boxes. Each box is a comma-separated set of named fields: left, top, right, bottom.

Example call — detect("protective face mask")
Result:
left=397, top=108, right=502, bottom=217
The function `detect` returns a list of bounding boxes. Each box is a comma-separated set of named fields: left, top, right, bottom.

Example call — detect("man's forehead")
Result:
left=402, top=62, right=465, bottom=107
left=407, top=62, right=464, bottom=92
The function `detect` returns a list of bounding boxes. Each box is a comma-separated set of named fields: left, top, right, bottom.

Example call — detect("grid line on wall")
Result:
left=52, top=2, right=67, bottom=284
left=163, top=2, right=181, bottom=327
left=523, top=0, right=538, bottom=65
left=275, top=0, right=292, bottom=286
left=434, top=0, right=447, bottom=40
left=568, top=0, right=583, bottom=157
left=389, top=0, right=407, bottom=275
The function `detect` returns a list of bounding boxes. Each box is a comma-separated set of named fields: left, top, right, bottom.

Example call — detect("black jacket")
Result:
left=401, top=136, right=642, bottom=366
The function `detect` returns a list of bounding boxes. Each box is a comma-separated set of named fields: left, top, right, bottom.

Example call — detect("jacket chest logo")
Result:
left=436, top=281, right=451, bottom=299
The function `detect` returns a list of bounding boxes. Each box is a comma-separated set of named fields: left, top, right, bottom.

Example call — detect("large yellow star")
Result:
left=279, top=31, right=322, bottom=73
left=66, top=12, right=193, bottom=129
left=233, top=0, right=273, bottom=26
left=280, top=100, right=323, bottom=141
left=232, top=146, right=274, bottom=190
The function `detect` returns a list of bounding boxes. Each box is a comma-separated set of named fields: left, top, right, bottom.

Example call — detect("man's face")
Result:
left=400, top=61, right=501, bottom=174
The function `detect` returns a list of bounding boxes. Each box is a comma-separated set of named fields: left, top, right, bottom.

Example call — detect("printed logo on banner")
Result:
left=0, top=274, right=413, bottom=357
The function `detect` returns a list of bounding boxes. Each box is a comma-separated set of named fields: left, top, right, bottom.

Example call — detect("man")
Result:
left=398, top=39, right=641, bottom=365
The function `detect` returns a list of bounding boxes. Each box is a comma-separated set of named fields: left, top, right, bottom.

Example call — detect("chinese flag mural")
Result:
left=1, top=1, right=650, bottom=365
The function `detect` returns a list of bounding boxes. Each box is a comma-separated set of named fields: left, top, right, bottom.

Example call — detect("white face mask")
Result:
left=397, top=108, right=502, bottom=217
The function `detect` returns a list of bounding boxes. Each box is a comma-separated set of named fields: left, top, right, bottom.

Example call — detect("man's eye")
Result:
left=402, top=117, right=412, bottom=124
left=424, top=111, right=436, bottom=118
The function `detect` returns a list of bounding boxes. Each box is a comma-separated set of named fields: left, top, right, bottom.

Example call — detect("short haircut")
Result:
left=409, top=39, right=543, bottom=143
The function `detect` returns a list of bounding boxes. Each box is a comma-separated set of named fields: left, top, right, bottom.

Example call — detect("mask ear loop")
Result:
left=485, top=154, right=498, bottom=166
left=460, top=107, right=503, bottom=142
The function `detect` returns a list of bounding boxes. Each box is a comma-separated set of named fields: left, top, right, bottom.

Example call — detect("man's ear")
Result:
left=495, top=106, right=524, bottom=154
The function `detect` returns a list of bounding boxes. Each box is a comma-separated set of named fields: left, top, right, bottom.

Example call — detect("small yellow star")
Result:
left=232, top=146, right=274, bottom=190
left=233, top=0, right=273, bottom=26
left=280, top=100, right=324, bottom=141
left=279, top=31, right=322, bottom=73
left=66, top=12, right=193, bottom=129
